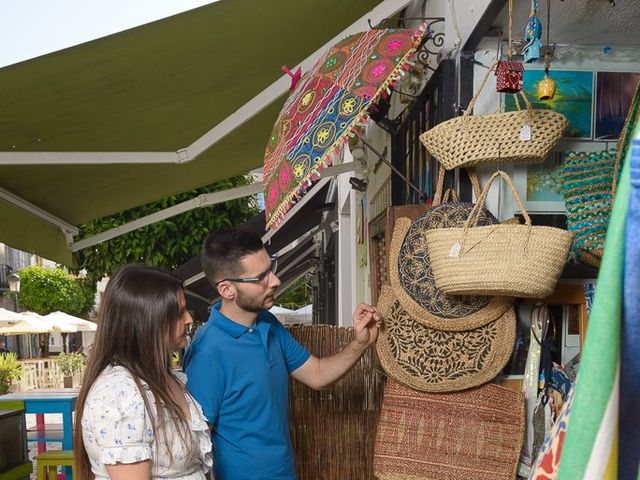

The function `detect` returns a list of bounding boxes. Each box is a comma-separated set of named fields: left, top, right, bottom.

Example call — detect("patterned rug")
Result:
left=374, top=379, right=525, bottom=480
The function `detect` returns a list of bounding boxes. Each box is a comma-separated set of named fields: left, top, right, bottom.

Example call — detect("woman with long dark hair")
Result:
left=74, top=265, right=212, bottom=479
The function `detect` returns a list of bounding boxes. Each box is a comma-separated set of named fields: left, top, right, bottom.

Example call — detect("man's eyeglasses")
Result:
left=215, top=255, right=278, bottom=286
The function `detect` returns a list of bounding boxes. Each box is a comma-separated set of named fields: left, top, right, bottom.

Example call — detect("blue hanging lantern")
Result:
left=523, top=0, right=543, bottom=63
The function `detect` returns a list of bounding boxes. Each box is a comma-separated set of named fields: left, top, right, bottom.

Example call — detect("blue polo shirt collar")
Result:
left=209, top=303, right=272, bottom=340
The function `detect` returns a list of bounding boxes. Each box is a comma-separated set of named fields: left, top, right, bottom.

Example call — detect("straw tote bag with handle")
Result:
left=420, top=61, right=568, bottom=170
left=389, top=167, right=513, bottom=331
left=426, top=170, right=573, bottom=298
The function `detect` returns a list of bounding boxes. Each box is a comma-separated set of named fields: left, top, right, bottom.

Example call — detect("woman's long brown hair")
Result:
left=74, top=265, right=193, bottom=479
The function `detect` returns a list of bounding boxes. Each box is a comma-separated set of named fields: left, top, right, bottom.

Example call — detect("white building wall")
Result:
left=472, top=40, right=640, bottom=219
left=342, top=0, right=506, bottom=309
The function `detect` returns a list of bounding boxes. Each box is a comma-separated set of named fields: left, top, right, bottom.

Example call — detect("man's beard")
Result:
left=236, top=288, right=274, bottom=313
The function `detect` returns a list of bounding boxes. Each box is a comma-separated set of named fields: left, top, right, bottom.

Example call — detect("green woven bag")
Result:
left=561, top=149, right=618, bottom=267
left=561, top=82, right=640, bottom=267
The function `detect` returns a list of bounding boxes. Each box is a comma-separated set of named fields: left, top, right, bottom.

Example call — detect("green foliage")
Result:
left=57, top=352, right=85, bottom=376
left=74, top=277, right=97, bottom=317
left=0, top=353, right=22, bottom=394
left=74, top=175, right=258, bottom=282
left=172, top=351, right=181, bottom=367
left=276, top=277, right=311, bottom=310
left=18, top=266, right=94, bottom=316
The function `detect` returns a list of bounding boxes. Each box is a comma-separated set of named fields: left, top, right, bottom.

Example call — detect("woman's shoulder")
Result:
left=85, top=365, right=146, bottom=414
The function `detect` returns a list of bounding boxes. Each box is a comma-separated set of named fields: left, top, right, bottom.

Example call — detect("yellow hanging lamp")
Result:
left=536, top=0, right=556, bottom=100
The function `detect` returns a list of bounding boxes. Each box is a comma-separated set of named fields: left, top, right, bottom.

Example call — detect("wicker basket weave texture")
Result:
left=374, top=379, right=525, bottom=480
left=421, top=108, right=568, bottom=170
left=426, top=171, right=573, bottom=298
left=427, top=223, right=573, bottom=298
left=419, top=60, right=567, bottom=170
left=561, top=149, right=618, bottom=267
left=375, top=286, right=515, bottom=393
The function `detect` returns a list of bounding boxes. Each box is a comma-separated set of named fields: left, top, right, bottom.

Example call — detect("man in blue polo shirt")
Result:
left=183, top=228, right=381, bottom=480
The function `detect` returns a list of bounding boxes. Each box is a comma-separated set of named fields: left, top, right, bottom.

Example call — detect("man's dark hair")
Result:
left=201, top=228, right=265, bottom=286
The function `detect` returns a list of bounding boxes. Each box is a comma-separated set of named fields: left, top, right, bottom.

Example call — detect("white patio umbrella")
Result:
left=0, top=312, right=54, bottom=335
left=283, top=304, right=313, bottom=325
left=268, top=305, right=295, bottom=323
left=43, top=312, right=97, bottom=332
left=0, top=307, right=24, bottom=327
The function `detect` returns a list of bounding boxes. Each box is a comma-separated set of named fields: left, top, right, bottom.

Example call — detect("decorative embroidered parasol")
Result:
left=263, top=23, right=428, bottom=229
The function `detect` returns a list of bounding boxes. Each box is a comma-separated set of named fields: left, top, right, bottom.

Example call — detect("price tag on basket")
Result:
left=520, top=124, right=532, bottom=141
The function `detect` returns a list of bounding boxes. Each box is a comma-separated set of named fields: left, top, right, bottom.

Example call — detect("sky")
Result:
left=0, top=0, right=216, bottom=68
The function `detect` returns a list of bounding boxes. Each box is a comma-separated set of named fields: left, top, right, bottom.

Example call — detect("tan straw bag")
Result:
left=419, top=61, right=568, bottom=170
left=426, top=170, right=573, bottom=298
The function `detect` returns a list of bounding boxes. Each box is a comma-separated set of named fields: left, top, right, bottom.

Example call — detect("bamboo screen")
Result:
left=288, top=325, right=386, bottom=480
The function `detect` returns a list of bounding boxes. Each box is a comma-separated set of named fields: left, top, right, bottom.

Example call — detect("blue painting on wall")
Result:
left=595, top=71, right=640, bottom=139
left=505, top=69, right=594, bottom=139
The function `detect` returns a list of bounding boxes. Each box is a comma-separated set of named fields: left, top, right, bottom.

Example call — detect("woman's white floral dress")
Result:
left=81, top=365, right=213, bottom=479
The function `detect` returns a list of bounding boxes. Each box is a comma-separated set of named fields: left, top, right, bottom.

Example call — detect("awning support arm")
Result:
left=71, top=162, right=355, bottom=252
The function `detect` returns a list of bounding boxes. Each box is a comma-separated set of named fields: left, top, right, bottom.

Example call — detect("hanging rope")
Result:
left=544, top=0, right=551, bottom=73
left=508, top=0, right=513, bottom=59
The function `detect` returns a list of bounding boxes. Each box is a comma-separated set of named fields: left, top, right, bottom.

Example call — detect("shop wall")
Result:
left=471, top=41, right=640, bottom=218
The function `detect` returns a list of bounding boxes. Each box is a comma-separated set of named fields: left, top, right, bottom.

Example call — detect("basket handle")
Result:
left=441, top=188, right=459, bottom=204
left=432, top=167, right=483, bottom=206
left=463, top=61, right=498, bottom=117
left=463, top=170, right=531, bottom=231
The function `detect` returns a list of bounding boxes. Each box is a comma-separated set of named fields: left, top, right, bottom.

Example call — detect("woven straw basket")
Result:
left=426, top=171, right=574, bottom=298
left=419, top=61, right=568, bottom=170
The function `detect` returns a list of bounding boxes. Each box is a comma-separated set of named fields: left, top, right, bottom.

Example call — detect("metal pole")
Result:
left=355, top=132, right=428, bottom=202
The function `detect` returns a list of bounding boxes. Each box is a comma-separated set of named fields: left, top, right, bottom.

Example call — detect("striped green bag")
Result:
left=561, top=149, right=618, bottom=267
left=561, top=82, right=640, bottom=268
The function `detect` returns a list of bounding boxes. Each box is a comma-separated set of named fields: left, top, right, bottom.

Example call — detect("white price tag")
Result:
left=520, top=124, right=531, bottom=141
left=448, top=242, right=461, bottom=258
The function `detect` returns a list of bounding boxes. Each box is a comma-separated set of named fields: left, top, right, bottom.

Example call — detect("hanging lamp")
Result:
left=537, top=0, right=556, bottom=100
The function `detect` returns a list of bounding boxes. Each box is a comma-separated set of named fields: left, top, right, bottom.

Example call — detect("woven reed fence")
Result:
left=287, top=325, right=386, bottom=480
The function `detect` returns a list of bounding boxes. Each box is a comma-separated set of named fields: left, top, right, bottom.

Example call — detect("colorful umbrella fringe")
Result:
left=263, top=23, right=428, bottom=229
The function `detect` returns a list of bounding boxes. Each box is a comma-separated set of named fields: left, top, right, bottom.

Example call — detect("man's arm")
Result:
left=290, top=303, right=382, bottom=390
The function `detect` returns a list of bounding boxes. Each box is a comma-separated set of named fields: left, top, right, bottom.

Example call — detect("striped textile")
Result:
left=557, top=126, right=640, bottom=480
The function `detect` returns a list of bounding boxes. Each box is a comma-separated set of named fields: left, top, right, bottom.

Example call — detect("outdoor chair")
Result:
left=34, top=450, right=74, bottom=480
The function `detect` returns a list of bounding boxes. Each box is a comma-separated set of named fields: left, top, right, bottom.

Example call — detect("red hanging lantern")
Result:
left=496, top=0, right=524, bottom=94
left=496, top=60, right=524, bottom=93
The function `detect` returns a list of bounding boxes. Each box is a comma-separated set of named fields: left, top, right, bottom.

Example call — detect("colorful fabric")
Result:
left=263, top=25, right=426, bottom=228
left=529, top=388, right=574, bottom=480
left=556, top=120, right=639, bottom=480
left=620, top=138, right=640, bottom=480
left=374, top=379, right=525, bottom=480
left=522, top=305, right=546, bottom=463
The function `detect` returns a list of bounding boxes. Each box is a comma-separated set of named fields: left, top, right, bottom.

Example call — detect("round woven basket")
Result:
left=389, top=215, right=512, bottom=331
left=375, top=286, right=516, bottom=393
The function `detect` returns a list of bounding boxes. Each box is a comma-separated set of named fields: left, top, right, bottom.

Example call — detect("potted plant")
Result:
left=57, top=352, right=85, bottom=388
left=0, top=352, right=22, bottom=394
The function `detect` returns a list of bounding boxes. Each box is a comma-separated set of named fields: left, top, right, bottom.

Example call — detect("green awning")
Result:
left=0, top=0, right=383, bottom=264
